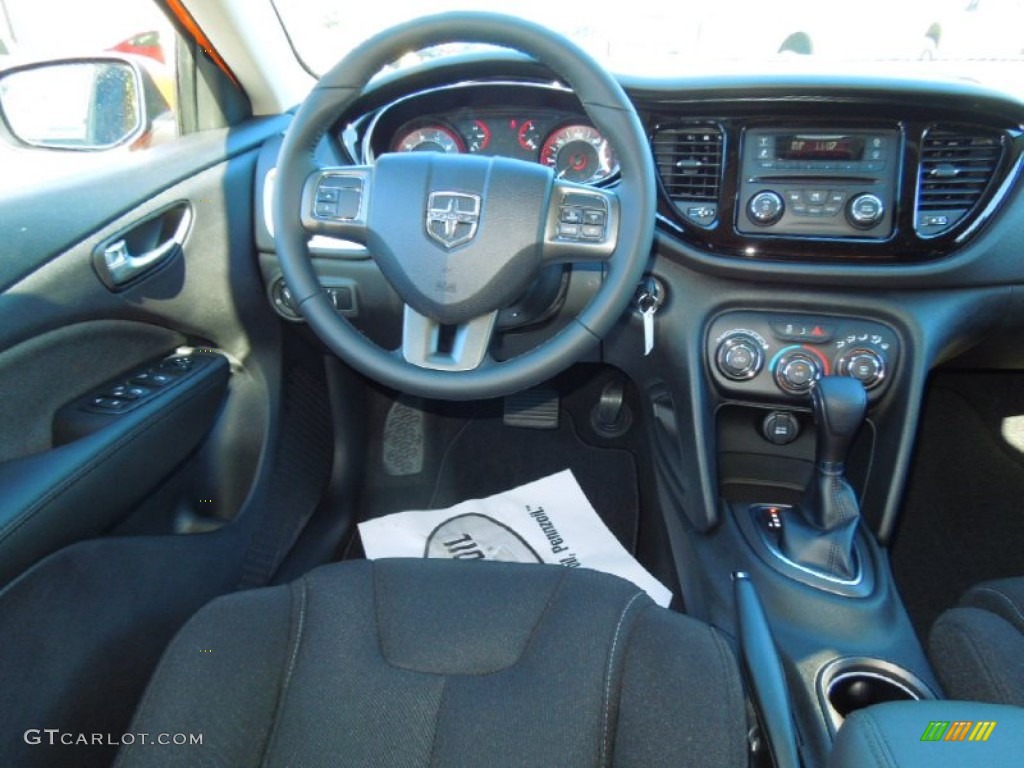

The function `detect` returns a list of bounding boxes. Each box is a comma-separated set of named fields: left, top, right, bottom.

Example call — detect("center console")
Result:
left=691, top=307, right=941, bottom=765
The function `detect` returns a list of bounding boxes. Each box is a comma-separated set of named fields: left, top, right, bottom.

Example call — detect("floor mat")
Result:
left=352, top=394, right=641, bottom=558
left=427, top=413, right=640, bottom=552
left=893, top=375, right=1024, bottom=640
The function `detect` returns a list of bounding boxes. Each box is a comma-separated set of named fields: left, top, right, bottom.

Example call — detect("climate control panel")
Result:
left=706, top=311, right=899, bottom=401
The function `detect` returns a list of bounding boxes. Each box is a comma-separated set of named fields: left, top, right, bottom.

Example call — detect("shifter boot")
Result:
left=780, top=470, right=859, bottom=580
left=779, top=377, right=866, bottom=580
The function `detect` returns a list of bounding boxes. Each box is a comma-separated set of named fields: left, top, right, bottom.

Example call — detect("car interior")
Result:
left=1, top=2, right=1023, bottom=767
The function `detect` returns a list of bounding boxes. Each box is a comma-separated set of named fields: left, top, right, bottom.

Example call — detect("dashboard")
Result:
left=255, top=54, right=1024, bottom=554
left=341, top=68, right=1024, bottom=268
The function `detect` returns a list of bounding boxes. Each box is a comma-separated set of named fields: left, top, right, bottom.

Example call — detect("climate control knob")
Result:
left=774, top=350, right=823, bottom=394
left=846, top=193, right=885, bottom=229
left=838, top=347, right=886, bottom=389
left=716, top=333, right=764, bottom=381
left=747, top=191, right=785, bottom=226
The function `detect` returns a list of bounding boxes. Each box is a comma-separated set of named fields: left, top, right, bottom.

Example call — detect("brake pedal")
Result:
left=503, top=387, right=559, bottom=429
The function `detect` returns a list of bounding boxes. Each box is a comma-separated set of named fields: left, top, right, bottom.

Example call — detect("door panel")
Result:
left=0, top=320, right=184, bottom=463
left=0, top=136, right=277, bottom=582
left=0, top=120, right=297, bottom=768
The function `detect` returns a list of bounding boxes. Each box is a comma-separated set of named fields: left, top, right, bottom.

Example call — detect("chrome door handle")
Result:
left=101, top=206, right=192, bottom=286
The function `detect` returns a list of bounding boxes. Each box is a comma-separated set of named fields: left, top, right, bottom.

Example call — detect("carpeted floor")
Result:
left=346, top=368, right=648, bottom=560
left=893, top=372, right=1024, bottom=641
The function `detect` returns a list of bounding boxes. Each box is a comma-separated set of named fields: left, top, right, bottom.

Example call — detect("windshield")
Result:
left=272, top=0, right=1024, bottom=95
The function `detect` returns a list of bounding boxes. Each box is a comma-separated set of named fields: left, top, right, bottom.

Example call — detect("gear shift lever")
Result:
left=812, top=378, right=866, bottom=463
left=780, top=376, right=867, bottom=579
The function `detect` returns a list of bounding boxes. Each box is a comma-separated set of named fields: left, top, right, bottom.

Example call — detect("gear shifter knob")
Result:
left=810, top=376, right=867, bottom=470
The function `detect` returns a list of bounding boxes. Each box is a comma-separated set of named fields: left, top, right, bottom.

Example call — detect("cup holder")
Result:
left=819, top=657, right=935, bottom=732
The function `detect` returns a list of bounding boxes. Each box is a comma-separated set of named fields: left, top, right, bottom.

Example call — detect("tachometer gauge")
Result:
left=540, top=124, right=619, bottom=184
left=517, top=120, right=542, bottom=152
left=466, top=120, right=491, bottom=153
left=393, top=125, right=464, bottom=154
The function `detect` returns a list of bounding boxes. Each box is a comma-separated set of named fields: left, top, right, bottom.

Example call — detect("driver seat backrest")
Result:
left=114, top=559, right=748, bottom=767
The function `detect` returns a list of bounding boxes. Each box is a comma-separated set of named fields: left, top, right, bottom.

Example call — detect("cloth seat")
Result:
left=115, top=559, right=749, bottom=767
left=929, top=577, right=1024, bottom=705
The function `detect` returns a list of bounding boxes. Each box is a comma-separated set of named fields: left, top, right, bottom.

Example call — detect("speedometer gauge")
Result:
left=393, top=125, right=464, bottom=154
left=540, top=125, right=619, bottom=184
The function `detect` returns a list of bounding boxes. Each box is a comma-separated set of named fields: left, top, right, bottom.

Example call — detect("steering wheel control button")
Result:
left=314, top=175, right=364, bottom=221
left=747, top=191, right=785, bottom=226
left=556, top=193, right=608, bottom=242
left=316, top=187, right=340, bottom=204
left=763, top=411, right=800, bottom=445
left=774, top=350, right=823, bottom=394
left=846, top=193, right=885, bottom=229
left=716, top=332, right=765, bottom=381
left=838, top=348, right=886, bottom=389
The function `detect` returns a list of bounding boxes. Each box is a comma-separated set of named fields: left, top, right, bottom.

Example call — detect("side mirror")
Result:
left=0, top=56, right=172, bottom=151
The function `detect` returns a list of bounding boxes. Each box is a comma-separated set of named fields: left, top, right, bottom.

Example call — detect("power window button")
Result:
left=89, top=396, right=131, bottom=412
left=131, top=371, right=174, bottom=387
left=108, top=385, right=150, bottom=400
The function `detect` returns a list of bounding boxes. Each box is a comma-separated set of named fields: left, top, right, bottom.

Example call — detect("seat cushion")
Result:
left=115, top=559, right=747, bottom=768
left=929, top=578, right=1024, bottom=705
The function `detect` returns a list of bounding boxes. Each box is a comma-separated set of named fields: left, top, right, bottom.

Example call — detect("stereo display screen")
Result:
left=776, top=135, right=865, bottom=161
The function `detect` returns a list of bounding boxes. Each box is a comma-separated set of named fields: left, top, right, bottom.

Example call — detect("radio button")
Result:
left=791, top=204, right=808, bottom=216
left=847, top=193, right=886, bottom=229
left=747, top=191, right=785, bottom=226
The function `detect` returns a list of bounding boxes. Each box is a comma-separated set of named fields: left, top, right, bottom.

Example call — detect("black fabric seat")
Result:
left=115, top=559, right=748, bottom=767
left=929, top=577, right=1024, bottom=705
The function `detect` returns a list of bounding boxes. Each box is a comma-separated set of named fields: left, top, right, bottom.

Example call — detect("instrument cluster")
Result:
left=375, top=107, right=619, bottom=186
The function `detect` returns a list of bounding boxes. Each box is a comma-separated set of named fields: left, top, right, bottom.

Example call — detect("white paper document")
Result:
left=358, top=469, right=672, bottom=607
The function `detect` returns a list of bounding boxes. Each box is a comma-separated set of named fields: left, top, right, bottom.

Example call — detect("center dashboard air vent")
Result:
left=652, top=123, right=724, bottom=228
left=916, top=127, right=1004, bottom=237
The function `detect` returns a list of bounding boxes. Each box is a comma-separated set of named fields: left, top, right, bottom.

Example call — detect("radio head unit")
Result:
left=737, top=128, right=900, bottom=239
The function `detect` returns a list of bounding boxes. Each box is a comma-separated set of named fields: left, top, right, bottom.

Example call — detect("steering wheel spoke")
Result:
left=541, top=181, right=619, bottom=264
left=401, top=306, right=498, bottom=372
left=299, top=166, right=373, bottom=243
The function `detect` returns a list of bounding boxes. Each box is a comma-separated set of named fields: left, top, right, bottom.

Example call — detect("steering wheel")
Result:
left=274, top=12, right=655, bottom=400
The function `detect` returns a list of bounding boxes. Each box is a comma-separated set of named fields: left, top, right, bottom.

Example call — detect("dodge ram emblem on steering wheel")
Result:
left=425, top=192, right=482, bottom=249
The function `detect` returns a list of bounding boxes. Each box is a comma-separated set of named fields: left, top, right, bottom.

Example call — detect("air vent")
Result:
left=916, top=128, right=1003, bottom=237
left=652, top=124, right=723, bottom=228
